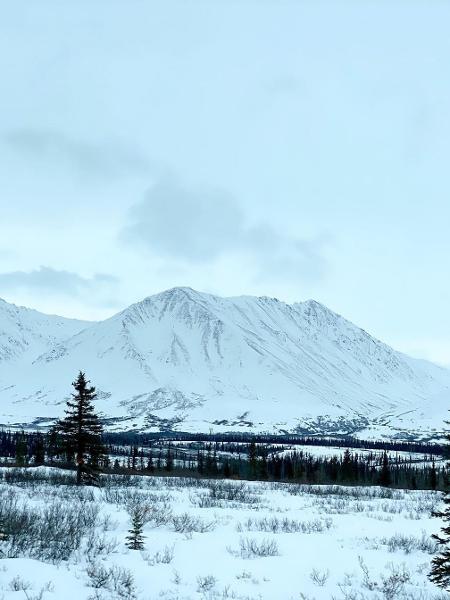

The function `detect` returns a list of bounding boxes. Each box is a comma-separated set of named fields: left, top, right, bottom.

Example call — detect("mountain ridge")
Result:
left=0, top=287, right=448, bottom=439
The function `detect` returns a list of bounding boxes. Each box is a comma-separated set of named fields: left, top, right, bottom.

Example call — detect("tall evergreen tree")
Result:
left=15, top=433, right=27, bottom=466
left=248, top=441, right=258, bottom=479
left=53, top=371, right=105, bottom=485
left=429, top=420, right=450, bottom=591
left=430, top=460, right=438, bottom=491
left=379, top=451, right=392, bottom=487
left=341, top=448, right=352, bottom=481
left=33, top=433, right=45, bottom=466
left=165, top=445, right=174, bottom=471
left=126, top=508, right=145, bottom=550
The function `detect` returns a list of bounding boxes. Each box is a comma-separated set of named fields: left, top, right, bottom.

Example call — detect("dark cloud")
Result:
left=3, top=129, right=149, bottom=180
left=0, top=267, right=119, bottom=299
left=121, top=176, right=329, bottom=281
left=122, top=177, right=243, bottom=262
left=249, top=227, right=330, bottom=282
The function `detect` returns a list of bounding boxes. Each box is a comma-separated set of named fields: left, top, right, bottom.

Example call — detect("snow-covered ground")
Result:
left=0, top=468, right=447, bottom=599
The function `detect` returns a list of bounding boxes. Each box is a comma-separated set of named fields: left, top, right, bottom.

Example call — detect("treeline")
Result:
left=1, top=426, right=443, bottom=465
left=102, top=431, right=444, bottom=456
left=169, top=443, right=444, bottom=491
left=0, top=430, right=445, bottom=491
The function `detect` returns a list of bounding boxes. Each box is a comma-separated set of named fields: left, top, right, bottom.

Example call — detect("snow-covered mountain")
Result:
left=0, top=298, right=88, bottom=363
left=0, top=288, right=449, bottom=439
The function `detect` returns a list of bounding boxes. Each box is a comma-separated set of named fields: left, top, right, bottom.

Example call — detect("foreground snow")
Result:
left=0, top=468, right=447, bottom=599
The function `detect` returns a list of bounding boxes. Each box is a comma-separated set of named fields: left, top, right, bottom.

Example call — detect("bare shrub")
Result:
left=237, top=516, right=332, bottom=534
left=310, top=567, right=330, bottom=586
left=357, top=557, right=411, bottom=600
left=381, top=531, right=438, bottom=555
left=9, top=575, right=32, bottom=591
left=83, top=532, right=120, bottom=562
left=86, top=562, right=112, bottom=589
left=228, top=537, right=279, bottom=559
left=172, top=512, right=215, bottom=533
left=85, top=564, right=136, bottom=600
left=2, top=495, right=100, bottom=562
left=381, top=563, right=411, bottom=600
left=142, top=545, right=175, bottom=566
left=208, top=481, right=258, bottom=504
left=196, top=574, right=217, bottom=592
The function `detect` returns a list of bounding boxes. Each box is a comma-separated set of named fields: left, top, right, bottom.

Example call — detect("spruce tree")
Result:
left=15, top=433, right=27, bottom=466
left=248, top=441, right=258, bottom=479
left=33, top=433, right=45, bottom=466
left=53, top=371, right=105, bottom=486
left=341, top=448, right=352, bottom=481
left=430, top=460, right=438, bottom=491
left=126, top=508, right=145, bottom=550
left=429, top=421, right=450, bottom=590
left=165, top=446, right=174, bottom=472
left=379, top=451, right=392, bottom=487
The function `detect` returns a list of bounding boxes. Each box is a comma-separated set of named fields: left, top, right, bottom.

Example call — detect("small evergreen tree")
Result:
left=430, top=460, right=438, bottom=491
left=15, top=433, right=27, bottom=466
left=341, top=448, right=352, bottom=481
left=379, top=451, right=392, bottom=487
left=53, top=371, right=106, bottom=485
left=165, top=446, right=174, bottom=472
left=429, top=419, right=450, bottom=590
left=33, top=433, right=45, bottom=466
left=248, top=441, right=258, bottom=479
left=126, top=508, right=145, bottom=550
left=197, top=450, right=204, bottom=475
left=47, top=428, right=62, bottom=464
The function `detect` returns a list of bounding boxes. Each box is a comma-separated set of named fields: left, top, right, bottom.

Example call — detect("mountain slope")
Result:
left=0, top=288, right=448, bottom=438
left=0, top=298, right=89, bottom=362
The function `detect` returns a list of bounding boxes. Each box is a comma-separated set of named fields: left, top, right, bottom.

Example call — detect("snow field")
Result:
left=0, top=468, right=447, bottom=600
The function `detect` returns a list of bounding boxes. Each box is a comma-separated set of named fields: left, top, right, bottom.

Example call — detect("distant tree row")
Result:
left=102, top=430, right=444, bottom=456
left=2, top=435, right=444, bottom=491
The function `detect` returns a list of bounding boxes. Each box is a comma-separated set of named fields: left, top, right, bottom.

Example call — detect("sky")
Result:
left=0, top=0, right=449, bottom=366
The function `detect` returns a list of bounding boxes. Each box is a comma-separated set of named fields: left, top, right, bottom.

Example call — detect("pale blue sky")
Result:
left=0, top=0, right=449, bottom=365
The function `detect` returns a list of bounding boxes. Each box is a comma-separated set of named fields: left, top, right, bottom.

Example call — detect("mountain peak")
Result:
left=140, top=286, right=210, bottom=305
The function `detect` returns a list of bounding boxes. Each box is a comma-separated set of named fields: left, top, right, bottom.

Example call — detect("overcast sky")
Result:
left=1, top=1, right=449, bottom=365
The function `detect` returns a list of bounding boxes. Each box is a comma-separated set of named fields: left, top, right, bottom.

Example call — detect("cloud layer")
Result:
left=122, top=177, right=329, bottom=281
left=3, top=129, right=149, bottom=181
left=0, top=267, right=118, bottom=300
